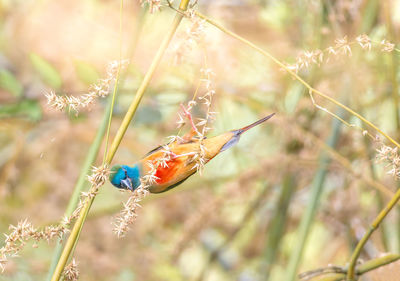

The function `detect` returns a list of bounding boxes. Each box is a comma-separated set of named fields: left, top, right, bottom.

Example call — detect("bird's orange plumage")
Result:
left=140, top=132, right=235, bottom=193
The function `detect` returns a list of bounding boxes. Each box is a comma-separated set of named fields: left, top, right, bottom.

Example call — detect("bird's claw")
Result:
left=180, top=104, right=201, bottom=139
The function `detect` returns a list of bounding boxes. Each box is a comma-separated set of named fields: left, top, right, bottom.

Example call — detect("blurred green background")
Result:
left=1, top=0, right=400, bottom=280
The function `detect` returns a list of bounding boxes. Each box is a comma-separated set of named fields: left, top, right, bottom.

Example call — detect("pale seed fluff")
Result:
left=356, top=34, right=371, bottom=50
left=376, top=137, right=400, bottom=180
left=380, top=39, right=395, bottom=53
left=334, top=36, right=352, bottom=56
left=44, top=60, right=128, bottom=115
left=0, top=219, right=69, bottom=272
left=63, top=259, right=79, bottom=281
left=140, top=0, right=162, bottom=13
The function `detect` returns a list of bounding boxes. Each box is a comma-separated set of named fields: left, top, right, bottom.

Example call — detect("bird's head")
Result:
left=109, top=164, right=141, bottom=191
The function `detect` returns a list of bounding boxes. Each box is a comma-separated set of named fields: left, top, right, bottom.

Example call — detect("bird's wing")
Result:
left=144, top=136, right=199, bottom=157
left=144, top=144, right=166, bottom=157
left=142, top=142, right=199, bottom=193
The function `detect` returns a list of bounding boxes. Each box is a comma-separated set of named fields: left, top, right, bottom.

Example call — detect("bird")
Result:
left=109, top=112, right=275, bottom=193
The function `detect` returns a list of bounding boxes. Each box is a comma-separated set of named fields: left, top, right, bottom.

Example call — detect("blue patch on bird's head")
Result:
left=109, top=164, right=141, bottom=191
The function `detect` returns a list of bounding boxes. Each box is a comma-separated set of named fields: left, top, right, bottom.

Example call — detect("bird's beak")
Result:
left=121, top=178, right=133, bottom=191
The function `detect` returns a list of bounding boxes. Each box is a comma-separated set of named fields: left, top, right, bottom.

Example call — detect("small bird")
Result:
left=109, top=112, right=275, bottom=193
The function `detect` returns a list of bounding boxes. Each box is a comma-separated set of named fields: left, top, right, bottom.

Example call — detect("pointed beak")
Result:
left=121, top=178, right=133, bottom=191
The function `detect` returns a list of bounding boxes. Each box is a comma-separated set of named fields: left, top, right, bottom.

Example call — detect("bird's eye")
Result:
left=122, top=167, right=128, bottom=178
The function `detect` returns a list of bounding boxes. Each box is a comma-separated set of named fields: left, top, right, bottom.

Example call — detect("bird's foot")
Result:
left=180, top=104, right=201, bottom=137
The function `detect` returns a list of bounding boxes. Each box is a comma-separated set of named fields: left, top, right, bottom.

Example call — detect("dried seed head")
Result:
left=356, top=34, right=371, bottom=50
left=0, top=219, right=70, bottom=272
left=380, top=39, right=395, bottom=53
left=63, top=259, right=79, bottom=281
left=87, top=164, right=110, bottom=188
left=44, top=60, right=128, bottom=115
left=376, top=138, right=400, bottom=180
left=140, top=0, right=162, bottom=13
left=171, top=10, right=206, bottom=64
left=334, top=36, right=352, bottom=56
left=113, top=184, right=149, bottom=238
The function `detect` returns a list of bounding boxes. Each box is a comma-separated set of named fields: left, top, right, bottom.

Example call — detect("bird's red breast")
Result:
left=154, top=158, right=182, bottom=185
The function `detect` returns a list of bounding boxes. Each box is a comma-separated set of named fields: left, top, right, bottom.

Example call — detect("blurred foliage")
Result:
left=1, top=0, right=400, bottom=281
left=74, top=60, right=100, bottom=86
left=0, top=69, right=23, bottom=97
left=30, top=53, right=62, bottom=90
left=0, top=99, right=41, bottom=121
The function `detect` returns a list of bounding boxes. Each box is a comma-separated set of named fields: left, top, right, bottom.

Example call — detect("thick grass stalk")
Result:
left=301, top=254, right=400, bottom=280
left=194, top=11, right=400, bottom=149
left=285, top=112, right=343, bottom=281
left=357, top=253, right=400, bottom=275
left=46, top=98, right=113, bottom=281
left=50, top=1, right=190, bottom=280
left=382, top=1, right=400, bottom=253
left=360, top=0, right=379, bottom=34
left=383, top=2, right=400, bottom=130
left=105, top=0, right=188, bottom=164
left=362, top=134, right=390, bottom=251
left=197, top=184, right=270, bottom=281
left=264, top=173, right=295, bottom=279
left=346, top=189, right=400, bottom=280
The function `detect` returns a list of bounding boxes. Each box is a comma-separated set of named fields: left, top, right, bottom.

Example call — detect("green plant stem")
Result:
left=194, top=11, right=400, bottom=149
left=198, top=184, right=270, bottom=281
left=46, top=98, right=112, bottom=281
left=299, top=254, right=400, bottom=280
left=285, top=111, right=343, bottom=281
left=357, top=253, right=400, bottom=274
left=357, top=254, right=400, bottom=275
left=383, top=1, right=400, bottom=253
left=105, top=1, right=187, bottom=163
left=264, top=173, right=295, bottom=279
left=347, top=189, right=400, bottom=280
left=363, top=133, right=390, bottom=250
left=346, top=3, right=400, bottom=279
left=317, top=274, right=346, bottom=281
left=50, top=1, right=190, bottom=280
left=103, top=0, right=124, bottom=163
left=360, top=0, right=379, bottom=33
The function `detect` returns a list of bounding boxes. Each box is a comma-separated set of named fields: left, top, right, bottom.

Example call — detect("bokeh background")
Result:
left=1, top=0, right=400, bottom=280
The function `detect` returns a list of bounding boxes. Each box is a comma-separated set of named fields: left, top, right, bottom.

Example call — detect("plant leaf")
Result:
left=0, top=99, right=42, bottom=121
left=74, top=60, right=100, bottom=86
left=0, top=69, right=23, bottom=97
left=30, top=53, right=62, bottom=89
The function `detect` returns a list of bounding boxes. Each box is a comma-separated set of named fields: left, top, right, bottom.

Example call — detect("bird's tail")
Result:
left=235, top=112, right=275, bottom=135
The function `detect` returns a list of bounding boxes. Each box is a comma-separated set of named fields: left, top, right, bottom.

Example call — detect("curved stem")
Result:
left=50, top=1, right=190, bottom=280
left=299, top=254, right=400, bottom=280
left=189, top=9, right=400, bottom=281
left=346, top=188, right=400, bottom=280
left=194, top=11, right=400, bottom=149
